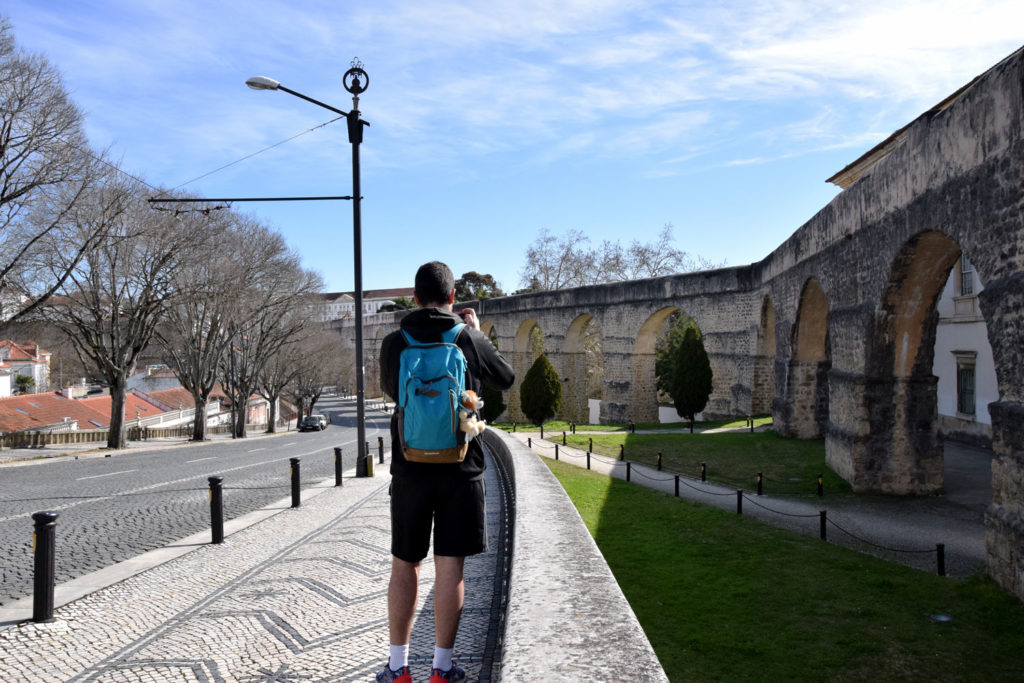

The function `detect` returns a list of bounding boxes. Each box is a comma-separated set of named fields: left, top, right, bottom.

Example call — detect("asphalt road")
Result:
left=0, top=397, right=393, bottom=606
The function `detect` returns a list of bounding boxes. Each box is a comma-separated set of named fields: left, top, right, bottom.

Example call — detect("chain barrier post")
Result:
left=528, top=437, right=532, bottom=449
left=817, top=473, right=824, bottom=497
left=571, top=421, right=576, bottom=435
left=513, top=421, right=517, bottom=432
left=820, top=510, right=827, bottom=540
left=657, top=451, right=663, bottom=471
left=674, top=474, right=680, bottom=497
left=587, top=451, right=591, bottom=470
left=365, top=441, right=374, bottom=476
left=937, top=543, right=946, bottom=576
left=208, top=477, right=224, bottom=544
left=749, top=416, right=754, bottom=433
left=626, top=461, right=632, bottom=482
left=378, top=436, right=384, bottom=464
left=619, top=444, right=624, bottom=461
left=334, top=447, right=343, bottom=487
left=701, top=462, right=707, bottom=482
left=736, top=490, right=743, bottom=515
left=589, top=437, right=593, bottom=452
left=757, top=472, right=763, bottom=496
left=555, top=444, right=559, bottom=460
left=32, top=511, right=58, bottom=623
left=290, top=458, right=301, bottom=508
left=540, top=424, right=544, bottom=439
left=562, top=431, right=567, bottom=445
left=629, top=419, right=635, bottom=434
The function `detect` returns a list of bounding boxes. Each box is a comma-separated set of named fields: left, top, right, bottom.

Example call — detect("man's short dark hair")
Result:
left=415, top=261, right=455, bottom=306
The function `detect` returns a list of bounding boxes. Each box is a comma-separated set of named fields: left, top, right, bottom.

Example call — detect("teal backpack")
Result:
left=397, top=323, right=469, bottom=463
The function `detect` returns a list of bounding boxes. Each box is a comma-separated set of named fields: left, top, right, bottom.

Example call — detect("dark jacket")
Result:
left=380, top=307, right=515, bottom=480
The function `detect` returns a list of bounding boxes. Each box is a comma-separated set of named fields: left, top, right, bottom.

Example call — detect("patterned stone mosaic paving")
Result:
left=0, top=461, right=509, bottom=682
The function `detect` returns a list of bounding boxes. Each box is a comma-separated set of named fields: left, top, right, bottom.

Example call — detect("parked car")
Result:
left=298, top=414, right=328, bottom=431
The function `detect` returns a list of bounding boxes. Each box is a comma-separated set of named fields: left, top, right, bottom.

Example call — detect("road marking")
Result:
left=77, top=469, right=138, bottom=481
left=186, top=457, right=216, bottom=463
left=284, top=442, right=297, bottom=446
left=247, top=448, right=266, bottom=453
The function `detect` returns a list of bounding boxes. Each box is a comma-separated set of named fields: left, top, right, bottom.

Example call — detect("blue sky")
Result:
left=4, top=1, right=1023, bottom=293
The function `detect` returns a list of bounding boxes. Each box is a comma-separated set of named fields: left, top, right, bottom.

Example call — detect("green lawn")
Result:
left=557, top=429, right=849, bottom=496
left=546, top=459, right=1024, bottom=682
left=492, top=415, right=774, bottom=433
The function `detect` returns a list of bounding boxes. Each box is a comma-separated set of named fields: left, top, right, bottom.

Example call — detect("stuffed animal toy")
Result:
left=459, top=390, right=487, bottom=438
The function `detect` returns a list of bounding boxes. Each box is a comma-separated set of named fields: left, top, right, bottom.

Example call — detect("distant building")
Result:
left=933, top=256, right=996, bottom=446
left=126, top=365, right=181, bottom=393
left=0, top=340, right=51, bottom=394
left=311, top=288, right=415, bottom=322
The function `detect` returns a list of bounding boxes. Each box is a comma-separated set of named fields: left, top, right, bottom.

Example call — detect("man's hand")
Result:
left=459, top=307, right=480, bottom=331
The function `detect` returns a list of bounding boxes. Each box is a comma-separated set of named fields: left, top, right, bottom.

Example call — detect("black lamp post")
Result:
left=246, top=61, right=371, bottom=472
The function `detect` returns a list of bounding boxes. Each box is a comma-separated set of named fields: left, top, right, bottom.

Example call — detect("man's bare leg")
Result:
left=433, top=555, right=465, bottom=648
left=388, top=556, right=420, bottom=645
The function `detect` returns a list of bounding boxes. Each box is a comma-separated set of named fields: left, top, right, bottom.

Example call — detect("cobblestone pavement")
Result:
left=0, top=457, right=509, bottom=682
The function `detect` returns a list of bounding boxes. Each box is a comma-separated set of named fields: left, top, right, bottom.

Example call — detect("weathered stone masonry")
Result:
left=336, top=47, right=1024, bottom=600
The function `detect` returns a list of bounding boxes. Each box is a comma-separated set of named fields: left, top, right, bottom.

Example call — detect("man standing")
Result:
left=377, top=261, right=515, bottom=683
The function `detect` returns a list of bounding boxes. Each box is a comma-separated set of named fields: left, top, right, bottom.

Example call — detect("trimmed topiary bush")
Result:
left=655, top=322, right=713, bottom=431
left=520, top=353, right=562, bottom=426
left=480, top=382, right=506, bottom=423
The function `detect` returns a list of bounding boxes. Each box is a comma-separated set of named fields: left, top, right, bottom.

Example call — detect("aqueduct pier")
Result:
left=338, top=47, right=1024, bottom=599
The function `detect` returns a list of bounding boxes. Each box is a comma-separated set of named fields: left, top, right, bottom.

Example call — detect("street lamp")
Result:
left=247, top=61, right=371, bottom=474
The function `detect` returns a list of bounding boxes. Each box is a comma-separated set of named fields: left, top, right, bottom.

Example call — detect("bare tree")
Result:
left=284, top=330, right=349, bottom=422
left=158, top=209, right=238, bottom=440
left=519, top=223, right=723, bottom=291
left=45, top=182, right=209, bottom=448
left=0, top=17, right=107, bottom=324
left=219, top=224, right=322, bottom=438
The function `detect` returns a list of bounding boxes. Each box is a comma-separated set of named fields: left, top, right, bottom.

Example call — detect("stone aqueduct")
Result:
left=335, top=48, right=1024, bottom=599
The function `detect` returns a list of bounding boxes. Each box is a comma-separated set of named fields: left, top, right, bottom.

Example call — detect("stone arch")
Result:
left=509, top=319, right=546, bottom=423
left=858, top=230, right=965, bottom=493
left=782, top=278, right=830, bottom=438
left=630, top=307, right=683, bottom=424
left=480, top=320, right=496, bottom=344
left=752, top=296, right=776, bottom=415
left=564, top=314, right=605, bottom=424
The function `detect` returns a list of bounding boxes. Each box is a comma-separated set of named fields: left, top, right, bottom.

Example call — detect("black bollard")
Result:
left=571, top=421, right=576, bottom=435
left=290, top=458, right=301, bottom=508
left=701, top=462, right=707, bottom=482
left=757, top=472, right=763, bottom=496
left=626, top=462, right=632, bottom=482
left=540, top=424, right=544, bottom=439
left=937, top=543, right=946, bottom=576
left=334, top=447, right=343, bottom=487
left=657, top=452, right=662, bottom=471
left=562, top=432, right=567, bottom=445
left=32, top=511, right=58, bottom=623
left=629, top=420, right=635, bottom=433
left=587, top=451, right=591, bottom=470
left=674, top=474, right=680, bottom=497
left=736, top=490, right=743, bottom=515
left=528, top=437, right=532, bottom=449
left=817, top=473, right=824, bottom=497
left=555, top=444, right=559, bottom=460
left=513, top=422, right=517, bottom=432
left=619, top=444, right=624, bottom=461
left=378, top=436, right=384, bottom=465
left=589, top=437, right=593, bottom=452
left=750, top=417, right=754, bottom=434
left=820, top=510, right=827, bottom=540
left=208, top=477, right=224, bottom=544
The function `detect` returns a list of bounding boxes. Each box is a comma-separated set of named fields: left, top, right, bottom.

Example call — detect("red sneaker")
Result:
left=376, top=663, right=413, bottom=682
left=429, top=664, right=465, bottom=682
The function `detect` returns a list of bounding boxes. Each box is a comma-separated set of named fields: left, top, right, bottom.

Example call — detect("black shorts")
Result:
left=390, top=476, right=487, bottom=563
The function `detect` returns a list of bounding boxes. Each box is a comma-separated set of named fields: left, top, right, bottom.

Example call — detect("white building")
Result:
left=0, top=340, right=50, bottom=394
left=312, top=288, right=415, bottom=322
left=933, top=255, right=997, bottom=446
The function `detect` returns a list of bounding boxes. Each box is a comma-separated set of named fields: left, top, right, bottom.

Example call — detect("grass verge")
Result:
left=545, top=458, right=1024, bottom=682
left=560, top=430, right=849, bottom=496
left=491, top=415, right=774, bottom=433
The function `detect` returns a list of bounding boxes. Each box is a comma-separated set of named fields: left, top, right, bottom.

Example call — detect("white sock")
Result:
left=433, top=645, right=453, bottom=672
left=389, top=644, right=409, bottom=671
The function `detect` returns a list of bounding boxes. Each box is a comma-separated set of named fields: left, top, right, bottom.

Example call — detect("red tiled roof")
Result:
left=0, top=340, right=50, bottom=362
left=146, top=387, right=196, bottom=411
left=80, top=393, right=164, bottom=422
left=0, top=392, right=109, bottom=432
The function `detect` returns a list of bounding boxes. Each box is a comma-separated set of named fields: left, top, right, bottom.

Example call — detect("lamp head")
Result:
left=245, top=76, right=281, bottom=91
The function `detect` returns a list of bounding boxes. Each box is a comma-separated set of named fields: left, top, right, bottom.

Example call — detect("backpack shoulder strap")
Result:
left=440, top=322, right=465, bottom=345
